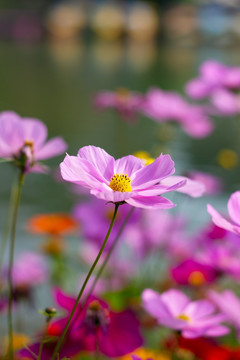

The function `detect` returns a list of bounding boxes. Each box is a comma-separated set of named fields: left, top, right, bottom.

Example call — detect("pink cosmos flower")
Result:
left=19, top=288, right=143, bottom=359
left=171, top=259, right=218, bottom=287
left=11, top=252, right=48, bottom=288
left=142, top=289, right=229, bottom=338
left=195, top=225, right=240, bottom=280
left=207, top=191, right=240, bottom=235
left=186, top=60, right=240, bottom=116
left=0, top=252, right=48, bottom=309
left=60, top=145, right=187, bottom=209
left=0, top=111, right=67, bottom=172
left=94, top=89, right=144, bottom=122
left=141, top=88, right=213, bottom=138
left=208, top=290, right=240, bottom=339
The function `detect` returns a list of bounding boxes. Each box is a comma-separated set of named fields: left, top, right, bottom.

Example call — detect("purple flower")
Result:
left=141, top=88, right=213, bottom=138
left=19, top=288, right=143, bottom=359
left=73, top=198, right=140, bottom=250
left=207, top=191, right=240, bottom=235
left=208, top=290, right=240, bottom=339
left=60, top=145, right=187, bottom=209
left=0, top=111, right=67, bottom=172
left=171, top=259, right=218, bottom=286
left=142, top=289, right=229, bottom=338
left=94, top=89, right=144, bottom=122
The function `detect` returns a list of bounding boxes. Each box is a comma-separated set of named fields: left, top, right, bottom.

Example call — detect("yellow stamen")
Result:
left=24, top=140, right=34, bottom=151
left=88, top=300, right=101, bottom=311
left=116, top=88, right=131, bottom=101
left=109, top=173, right=132, bottom=192
left=188, top=271, right=205, bottom=286
left=177, top=314, right=191, bottom=322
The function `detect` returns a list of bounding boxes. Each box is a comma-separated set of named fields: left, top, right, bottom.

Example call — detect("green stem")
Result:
left=68, top=206, right=134, bottom=333
left=50, top=203, right=120, bottom=360
left=85, top=207, right=134, bottom=300
left=7, top=171, right=24, bottom=360
left=38, top=320, right=50, bottom=360
left=0, top=178, right=18, bottom=271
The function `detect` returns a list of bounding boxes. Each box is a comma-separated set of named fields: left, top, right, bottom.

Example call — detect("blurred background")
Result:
left=1, top=0, right=240, bottom=219
left=1, top=0, right=240, bottom=339
left=1, top=0, right=240, bottom=232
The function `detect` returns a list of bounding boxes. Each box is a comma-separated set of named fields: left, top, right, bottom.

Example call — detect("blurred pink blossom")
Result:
left=142, top=288, right=229, bottom=338
left=0, top=111, right=67, bottom=173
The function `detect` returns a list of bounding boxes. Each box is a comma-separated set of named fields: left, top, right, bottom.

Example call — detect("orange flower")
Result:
left=26, top=213, right=78, bottom=236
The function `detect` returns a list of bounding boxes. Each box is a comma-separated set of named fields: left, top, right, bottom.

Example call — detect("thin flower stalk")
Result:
left=85, top=206, right=134, bottom=300
left=68, top=206, right=135, bottom=332
left=7, top=171, right=25, bottom=360
left=0, top=177, right=18, bottom=270
left=50, top=203, right=120, bottom=360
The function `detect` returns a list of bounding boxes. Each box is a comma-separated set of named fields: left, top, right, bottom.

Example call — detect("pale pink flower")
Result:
left=142, top=288, right=229, bottom=338
left=0, top=111, right=67, bottom=172
left=60, top=145, right=187, bottom=209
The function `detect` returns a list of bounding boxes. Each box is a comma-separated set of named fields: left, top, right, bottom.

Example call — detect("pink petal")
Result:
left=132, top=154, right=175, bottom=190
left=208, top=290, right=240, bottom=323
left=184, top=300, right=215, bottom=320
left=228, top=191, right=240, bottom=226
left=203, top=325, right=230, bottom=337
left=0, top=111, right=24, bottom=156
left=126, top=195, right=176, bottom=209
left=91, top=185, right=132, bottom=203
left=53, top=287, right=76, bottom=312
left=21, top=118, right=48, bottom=148
left=78, top=145, right=114, bottom=182
left=207, top=204, right=240, bottom=235
left=142, top=289, right=172, bottom=320
left=114, top=155, right=143, bottom=177
left=161, top=176, right=205, bottom=197
left=35, top=137, right=67, bottom=160
left=134, top=179, right=186, bottom=196
left=60, top=154, right=106, bottom=188
left=161, top=289, right=190, bottom=317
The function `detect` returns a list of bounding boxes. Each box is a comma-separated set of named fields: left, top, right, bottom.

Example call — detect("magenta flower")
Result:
left=208, top=290, right=240, bottom=339
left=141, top=88, right=213, bottom=138
left=0, top=111, right=67, bottom=172
left=60, top=145, right=187, bottom=209
left=94, top=89, right=144, bottom=122
left=171, top=259, right=218, bottom=286
left=142, top=289, right=229, bottom=338
left=19, top=288, right=143, bottom=359
left=207, top=191, right=240, bottom=235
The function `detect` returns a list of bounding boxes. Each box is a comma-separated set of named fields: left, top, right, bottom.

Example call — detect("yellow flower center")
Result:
left=188, top=271, right=205, bottom=286
left=109, top=173, right=132, bottom=192
left=177, top=314, right=191, bottom=322
left=116, top=88, right=131, bottom=102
